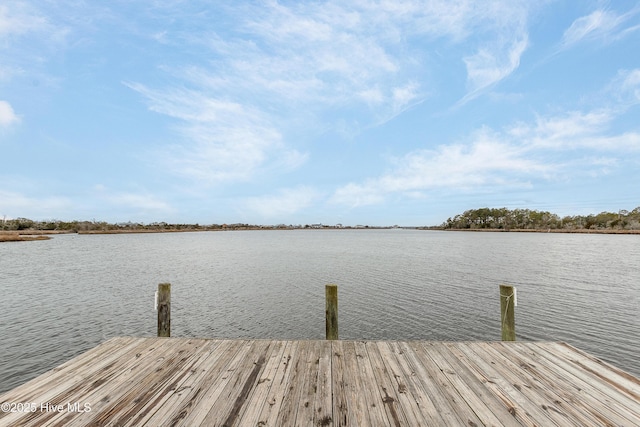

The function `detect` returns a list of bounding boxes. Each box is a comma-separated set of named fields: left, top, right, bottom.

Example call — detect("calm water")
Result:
left=0, top=229, right=638, bottom=393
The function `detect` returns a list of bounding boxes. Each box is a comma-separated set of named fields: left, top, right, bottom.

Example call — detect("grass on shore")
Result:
left=0, top=232, right=51, bottom=242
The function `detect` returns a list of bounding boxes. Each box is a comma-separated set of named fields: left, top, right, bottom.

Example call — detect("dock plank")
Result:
left=255, top=340, right=299, bottom=427
left=419, top=342, right=520, bottom=427
left=200, top=340, right=274, bottom=426
left=412, top=342, right=484, bottom=426
left=275, top=340, right=314, bottom=426
left=375, top=341, right=432, bottom=426
left=2, top=337, right=140, bottom=404
left=520, top=342, right=640, bottom=426
left=539, top=341, right=640, bottom=401
left=352, top=341, right=392, bottom=426
left=173, top=339, right=253, bottom=427
left=449, top=343, right=539, bottom=427
left=451, top=342, right=561, bottom=426
left=64, top=339, right=217, bottom=427
left=1, top=338, right=639, bottom=426
left=84, top=338, right=210, bottom=427
left=235, top=340, right=286, bottom=426
left=312, top=340, right=333, bottom=426
left=391, top=341, right=450, bottom=426
left=332, top=341, right=372, bottom=427
left=123, top=339, right=225, bottom=427
left=364, top=341, right=411, bottom=426
left=293, top=340, right=325, bottom=426
left=0, top=338, right=176, bottom=427
left=478, top=341, right=600, bottom=427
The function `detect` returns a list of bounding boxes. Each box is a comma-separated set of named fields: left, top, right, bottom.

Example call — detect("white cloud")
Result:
left=244, top=186, right=319, bottom=217
left=464, top=35, right=528, bottom=95
left=607, top=69, right=640, bottom=105
left=560, top=7, right=640, bottom=50
left=331, top=103, right=640, bottom=207
left=110, top=0, right=552, bottom=205
left=128, top=0, right=539, bottom=185
left=0, top=65, right=19, bottom=82
left=620, top=69, right=640, bottom=97
left=0, top=189, right=69, bottom=215
left=0, top=2, right=70, bottom=104
left=107, top=193, right=170, bottom=211
left=0, top=3, right=48, bottom=37
left=432, top=1, right=532, bottom=104
left=94, top=185, right=172, bottom=212
left=561, top=10, right=621, bottom=48
left=331, top=133, right=544, bottom=207
left=0, top=3, right=66, bottom=49
left=207, top=3, right=411, bottom=115
left=127, top=83, right=293, bottom=184
left=517, top=110, right=612, bottom=149
left=391, top=82, right=422, bottom=116
left=240, top=0, right=534, bottom=108
left=517, top=111, right=640, bottom=152
left=331, top=182, right=386, bottom=208
left=0, top=101, right=19, bottom=127
left=264, top=150, right=310, bottom=176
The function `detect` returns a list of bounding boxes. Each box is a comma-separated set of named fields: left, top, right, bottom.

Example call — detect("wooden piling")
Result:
left=157, top=283, right=171, bottom=337
left=499, top=284, right=515, bottom=341
left=325, top=284, right=338, bottom=340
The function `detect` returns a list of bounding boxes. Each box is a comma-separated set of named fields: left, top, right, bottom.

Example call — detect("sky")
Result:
left=1, top=1, right=640, bottom=226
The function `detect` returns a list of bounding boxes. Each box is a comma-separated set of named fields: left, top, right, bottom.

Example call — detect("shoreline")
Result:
left=440, top=228, right=640, bottom=234
left=3, top=227, right=640, bottom=241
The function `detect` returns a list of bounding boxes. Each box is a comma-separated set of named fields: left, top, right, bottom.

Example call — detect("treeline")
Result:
left=442, top=207, right=640, bottom=230
left=1, top=219, right=256, bottom=232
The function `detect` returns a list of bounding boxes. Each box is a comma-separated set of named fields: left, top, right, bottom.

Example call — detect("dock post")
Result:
left=499, top=284, right=516, bottom=341
left=157, top=283, right=171, bottom=337
left=325, top=284, right=338, bottom=340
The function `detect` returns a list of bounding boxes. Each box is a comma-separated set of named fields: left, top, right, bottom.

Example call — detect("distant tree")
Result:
left=15, top=218, right=35, bottom=230
left=440, top=206, right=640, bottom=231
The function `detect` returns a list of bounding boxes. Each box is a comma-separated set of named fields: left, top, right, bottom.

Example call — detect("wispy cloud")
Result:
left=244, top=186, right=320, bottom=218
left=94, top=185, right=172, bottom=212
left=331, top=133, right=544, bottom=208
left=607, top=69, right=640, bottom=106
left=562, top=10, right=619, bottom=47
left=127, top=0, right=539, bottom=186
left=463, top=35, right=528, bottom=97
left=0, top=2, right=68, bottom=53
left=331, top=80, right=640, bottom=208
left=559, top=7, right=640, bottom=50
left=187, top=2, right=423, bottom=120
left=512, top=109, right=640, bottom=152
left=451, top=0, right=532, bottom=104
left=127, top=82, right=307, bottom=185
left=0, top=189, right=70, bottom=216
left=511, top=110, right=612, bottom=148
left=0, top=3, right=48, bottom=36
left=0, top=101, right=19, bottom=127
left=0, top=2, right=71, bottom=116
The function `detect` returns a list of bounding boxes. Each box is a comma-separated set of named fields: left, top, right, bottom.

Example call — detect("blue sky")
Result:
left=1, top=1, right=639, bottom=226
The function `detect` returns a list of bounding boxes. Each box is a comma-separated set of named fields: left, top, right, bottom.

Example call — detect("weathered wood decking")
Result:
left=1, top=337, right=639, bottom=426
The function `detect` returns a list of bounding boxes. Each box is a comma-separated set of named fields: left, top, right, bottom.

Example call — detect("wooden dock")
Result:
left=1, top=337, right=639, bottom=426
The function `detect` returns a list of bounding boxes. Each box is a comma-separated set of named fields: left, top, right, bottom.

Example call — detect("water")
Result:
left=1, top=229, right=638, bottom=393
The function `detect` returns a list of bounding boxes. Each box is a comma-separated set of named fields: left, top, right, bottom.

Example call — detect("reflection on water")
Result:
left=0, top=229, right=638, bottom=393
